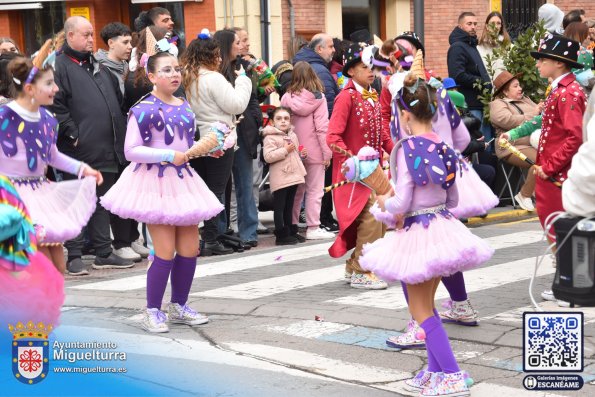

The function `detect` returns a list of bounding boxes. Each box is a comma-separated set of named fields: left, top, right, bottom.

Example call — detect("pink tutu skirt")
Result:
left=360, top=214, right=494, bottom=284
left=0, top=251, right=64, bottom=326
left=101, top=163, right=224, bottom=226
left=450, top=160, right=498, bottom=219
left=13, top=176, right=97, bottom=244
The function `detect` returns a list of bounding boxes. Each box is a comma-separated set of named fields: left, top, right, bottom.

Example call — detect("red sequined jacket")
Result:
left=326, top=80, right=394, bottom=258
left=538, top=73, right=586, bottom=182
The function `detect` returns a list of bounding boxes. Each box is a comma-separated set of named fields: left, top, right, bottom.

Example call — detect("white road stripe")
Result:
left=70, top=230, right=547, bottom=300
left=328, top=256, right=554, bottom=309
left=55, top=325, right=347, bottom=383
left=191, top=265, right=344, bottom=299
left=483, top=301, right=595, bottom=324
left=223, top=342, right=411, bottom=383
left=190, top=231, right=549, bottom=302
left=69, top=241, right=332, bottom=291
left=262, top=320, right=353, bottom=338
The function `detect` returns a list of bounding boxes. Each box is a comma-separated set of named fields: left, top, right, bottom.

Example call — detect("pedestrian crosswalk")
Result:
left=68, top=228, right=557, bottom=314
left=62, top=224, right=594, bottom=396
left=65, top=226, right=590, bottom=326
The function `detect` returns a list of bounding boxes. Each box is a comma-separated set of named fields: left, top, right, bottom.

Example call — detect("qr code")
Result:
left=523, top=312, right=583, bottom=372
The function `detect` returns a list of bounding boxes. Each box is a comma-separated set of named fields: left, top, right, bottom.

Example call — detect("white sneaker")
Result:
left=113, top=246, right=142, bottom=262
left=386, top=318, right=426, bottom=349
left=350, top=273, right=388, bottom=289
left=306, top=227, right=336, bottom=240
left=344, top=271, right=352, bottom=284
left=131, top=240, right=150, bottom=258
left=405, top=370, right=442, bottom=392
left=440, top=299, right=479, bottom=326
left=141, top=308, right=169, bottom=333
left=514, top=193, right=535, bottom=211
left=167, top=303, right=209, bottom=326
left=541, top=289, right=556, bottom=302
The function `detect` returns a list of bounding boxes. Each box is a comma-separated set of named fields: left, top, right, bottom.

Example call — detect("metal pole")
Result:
left=230, top=0, right=235, bottom=28
left=413, top=0, right=424, bottom=46
left=288, top=0, right=295, bottom=38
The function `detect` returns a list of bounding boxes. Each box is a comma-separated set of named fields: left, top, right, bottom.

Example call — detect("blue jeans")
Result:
left=232, top=141, right=259, bottom=241
left=469, top=109, right=494, bottom=152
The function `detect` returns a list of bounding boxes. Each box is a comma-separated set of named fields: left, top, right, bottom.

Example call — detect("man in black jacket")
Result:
left=447, top=12, right=493, bottom=143
left=50, top=16, right=134, bottom=275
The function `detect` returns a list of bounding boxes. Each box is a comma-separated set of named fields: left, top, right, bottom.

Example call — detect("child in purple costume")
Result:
left=360, top=74, right=493, bottom=396
left=101, top=51, right=224, bottom=333
left=382, top=84, right=487, bottom=350
left=0, top=55, right=101, bottom=274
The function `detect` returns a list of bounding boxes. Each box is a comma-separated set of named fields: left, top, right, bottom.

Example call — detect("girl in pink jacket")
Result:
left=262, top=107, right=307, bottom=245
left=281, top=62, right=335, bottom=240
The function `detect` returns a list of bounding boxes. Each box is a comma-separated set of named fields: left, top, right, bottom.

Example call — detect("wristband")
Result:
left=162, top=150, right=176, bottom=163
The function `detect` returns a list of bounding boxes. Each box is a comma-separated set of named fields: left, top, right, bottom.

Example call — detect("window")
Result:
left=502, top=0, right=546, bottom=40
left=22, top=2, right=66, bottom=55
left=342, top=0, right=381, bottom=42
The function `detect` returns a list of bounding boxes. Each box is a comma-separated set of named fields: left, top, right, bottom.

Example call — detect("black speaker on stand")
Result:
left=552, top=216, right=595, bottom=306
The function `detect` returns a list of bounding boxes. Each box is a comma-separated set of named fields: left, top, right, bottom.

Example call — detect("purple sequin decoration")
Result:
left=9, top=176, right=48, bottom=190
left=0, top=106, right=57, bottom=172
left=403, top=207, right=452, bottom=229
left=129, top=94, right=195, bottom=148
left=402, top=135, right=458, bottom=190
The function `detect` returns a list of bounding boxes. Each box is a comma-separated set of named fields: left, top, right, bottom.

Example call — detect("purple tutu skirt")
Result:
left=101, top=163, right=224, bottom=226
left=13, top=176, right=96, bottom=244
left=360, top=213, right=494, bottom=284
left=450, top=159, right=498, bottom=219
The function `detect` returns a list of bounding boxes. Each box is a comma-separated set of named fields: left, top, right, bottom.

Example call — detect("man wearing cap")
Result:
left=326, top=43, right=394, bottom=289
left=447, top=12, right=493, bottom=142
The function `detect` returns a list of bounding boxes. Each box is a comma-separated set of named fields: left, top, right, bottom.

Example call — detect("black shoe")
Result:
left=218, top=234, right=248, bottom=252
left=92, top=253, right=135, bottom=269
left=244, top=240, right=258, bottom=248
left=224, top=227, right=235, bottom=236
left=293, top=233, right=306, bottom=243
left=256, top=227, right=272, bottom=235
left=276, top=235, right=299, bottom=245
left=321, top=220, right=339, bottom=233
left=205, top=241, right=234, bottom=255
left=66, top=258, right=90, bottom=276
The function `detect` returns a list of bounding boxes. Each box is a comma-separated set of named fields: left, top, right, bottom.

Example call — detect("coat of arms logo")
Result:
left=8, top=321, right=53, bottom=384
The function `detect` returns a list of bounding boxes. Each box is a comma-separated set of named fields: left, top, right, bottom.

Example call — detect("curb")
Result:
left=466, top=209, right=538, bottom=226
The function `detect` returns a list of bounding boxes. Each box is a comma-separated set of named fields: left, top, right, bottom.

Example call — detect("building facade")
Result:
left=0, top=0, right=593, bottom=78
